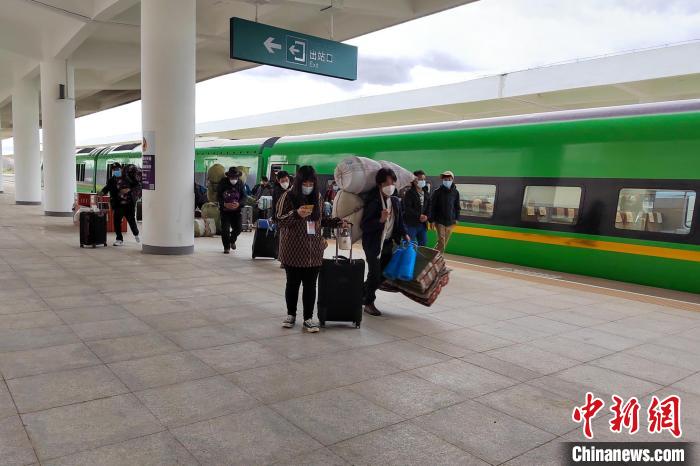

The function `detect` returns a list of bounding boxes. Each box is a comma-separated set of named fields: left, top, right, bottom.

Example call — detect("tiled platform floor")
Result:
left=0, top=183, right=699, bottom=465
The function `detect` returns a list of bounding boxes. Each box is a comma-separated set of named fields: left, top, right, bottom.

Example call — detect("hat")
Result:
left=225, top=167, right=241, bottom=178
left=440, top=170, right=455, bottom=178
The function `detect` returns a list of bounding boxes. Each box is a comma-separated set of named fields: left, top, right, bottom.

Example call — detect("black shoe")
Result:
left=363, top=304, right=382, bottom=316
left=231, top=242, right=237, bottom=250
left=224, top=249, right=230, bottom=254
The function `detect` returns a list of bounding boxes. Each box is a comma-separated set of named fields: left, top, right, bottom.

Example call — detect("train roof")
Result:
left=273, top=99, right=700, bottom=144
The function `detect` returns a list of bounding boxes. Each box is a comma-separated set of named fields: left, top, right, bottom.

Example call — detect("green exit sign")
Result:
left=230, top=17, right=358, bottom=81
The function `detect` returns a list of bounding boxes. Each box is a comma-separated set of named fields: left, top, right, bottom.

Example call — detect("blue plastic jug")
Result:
left=397, top=241, right=418, bottom=281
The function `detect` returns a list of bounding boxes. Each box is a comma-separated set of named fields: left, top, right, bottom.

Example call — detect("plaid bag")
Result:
left=399, top=268, right=450, bottom=307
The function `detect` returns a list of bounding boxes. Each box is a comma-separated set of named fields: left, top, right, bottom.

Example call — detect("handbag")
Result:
left=383, top=241, right=407, bottom=280
left=397, top=241, right=418, bottom=281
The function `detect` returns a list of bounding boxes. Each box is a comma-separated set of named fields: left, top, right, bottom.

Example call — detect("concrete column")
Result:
left=0, top=134, right=4, bottom=194
left=12, top=79, right=42, bottom=205
left=40, top=59, right=76, bottom=217
left=140, top=0, right=196, bottom=254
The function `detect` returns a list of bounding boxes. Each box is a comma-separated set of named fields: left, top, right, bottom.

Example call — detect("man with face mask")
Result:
left=217, top=167, right=247, bottom=254
left=403, top=170, right=430, bottom=246
left=101, top=162, right=141, bottom=246
left=272, top=171, right=290, bottom=223
left=361, top=168, right=410, bottom=316
left=429, top=170, right=461, bottom=253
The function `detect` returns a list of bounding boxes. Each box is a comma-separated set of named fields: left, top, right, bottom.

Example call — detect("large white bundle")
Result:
left=378, top=160, right=414, bottom=191
left=334, top=156, right=382, bottom=194
left=331, top=190, right=364, bottom=243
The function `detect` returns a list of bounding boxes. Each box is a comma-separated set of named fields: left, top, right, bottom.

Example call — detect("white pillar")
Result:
left=0, top=135, right=4, bottom=194
left=141, top=0, right=195, bottom=254
left=40, top=59, right=76, bottom=216
left=12, top=79, right=42, bottom=205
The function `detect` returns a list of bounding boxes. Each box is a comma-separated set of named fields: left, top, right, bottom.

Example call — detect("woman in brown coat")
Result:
left=276, top=166, right=339, bottom=332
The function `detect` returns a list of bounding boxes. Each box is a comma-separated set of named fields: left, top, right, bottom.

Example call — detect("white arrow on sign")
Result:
left=263, top=37, right=281, bottom=54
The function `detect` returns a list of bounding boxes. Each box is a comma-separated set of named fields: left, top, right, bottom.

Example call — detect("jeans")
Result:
left=285, top=266, right=320, bottom=320
left=221, top=210, right=242, bottom=250
left=114, top=203, right=139, bottom=241
left=435, top=223, right=455, bottom=253
left=363, top=240, right=394, bottom=306
left=406, top=224, right=428, bottom=246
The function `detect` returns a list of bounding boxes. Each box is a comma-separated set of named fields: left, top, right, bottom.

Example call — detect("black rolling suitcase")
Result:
left=251, top=219, right=277, bottom=259
left=317, top=226, right=365, bottom=328
left=79, top=211, right=108, bottom=248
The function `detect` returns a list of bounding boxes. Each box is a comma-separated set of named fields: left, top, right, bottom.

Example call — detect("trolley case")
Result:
left=79, top=211, right=108, bottom=248
left=251, top=220, right=277, bottom=259
left=317, top=226, right=365, bottom=328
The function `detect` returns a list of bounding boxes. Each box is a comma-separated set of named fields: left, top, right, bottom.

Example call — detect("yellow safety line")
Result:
left=453, top=225, right=700, bottom=263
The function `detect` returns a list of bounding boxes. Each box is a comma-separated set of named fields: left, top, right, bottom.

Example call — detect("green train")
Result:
left=76, top=100, right=700, bottom=294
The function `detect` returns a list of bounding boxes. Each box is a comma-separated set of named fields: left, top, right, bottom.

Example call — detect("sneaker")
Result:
left=113, top=240, right=124, bottom=246
left=303, top=319, right=320, bottom=333
left=134, top=236, right=141, bottom=243
left=363, top=304, right=382, bottom=316
left=282, top=315, right=296, bottom=328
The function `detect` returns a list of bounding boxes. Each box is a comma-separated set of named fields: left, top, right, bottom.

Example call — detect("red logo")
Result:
left=573, top=393, right=682, bottom=439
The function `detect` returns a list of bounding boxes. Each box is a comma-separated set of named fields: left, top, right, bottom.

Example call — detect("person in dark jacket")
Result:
left=252, top=176, right=273, bottom=199
left=276, top=166, right=340, bottom=332
left=271, top=170, right=290, bottom=222
left=101, top=162, right=140, bottom=246
left=403, top=170, right=430, bottom=246
left=361, top=168, right=409, bottom=316
left=429, top=170, right=461, bottom=253
left=217, top=167, right=247, bottom=254
left=194, top=182, right=207, bottom=209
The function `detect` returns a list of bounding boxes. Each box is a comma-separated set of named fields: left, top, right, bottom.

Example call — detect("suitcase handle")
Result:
left=335, top=222, right=353, bottom=262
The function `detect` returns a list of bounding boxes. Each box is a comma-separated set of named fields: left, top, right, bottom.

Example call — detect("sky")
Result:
left=3, top=0, right=700, bottom=153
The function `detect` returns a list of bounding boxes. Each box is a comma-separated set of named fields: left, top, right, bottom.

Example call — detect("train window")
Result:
left=75, top=163, right=86, bottom=182
left=615, top=188, right=696, bottom=235
left=457, top=184, right=496, bottom=218
left=521, top=186, right=582, bottom=225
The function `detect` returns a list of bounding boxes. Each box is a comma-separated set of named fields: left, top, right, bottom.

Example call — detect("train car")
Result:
left=265, top=101, right=700, bottom=294
left=76, top=138, right=275, bottom=194
left=75, top=101, right=699, bottom=293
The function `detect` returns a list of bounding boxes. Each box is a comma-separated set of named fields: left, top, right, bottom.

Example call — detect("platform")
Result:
left=0, top=183, right=699, bottom=465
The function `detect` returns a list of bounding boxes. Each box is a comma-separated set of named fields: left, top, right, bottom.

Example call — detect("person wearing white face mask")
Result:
left=217, top=167, right=247, bottom=254
left=361, top=168, right=410, bottom=316
left=272, top=170, right=290, bottom=224
left=403, top=170, right=431, bottom=246
left=277, top=166, right=341, bottom=332
left=429, top=170, right=461, bottom=253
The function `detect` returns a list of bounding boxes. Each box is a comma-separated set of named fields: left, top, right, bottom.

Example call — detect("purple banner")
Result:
left=142, top=154, right=155, bottom=190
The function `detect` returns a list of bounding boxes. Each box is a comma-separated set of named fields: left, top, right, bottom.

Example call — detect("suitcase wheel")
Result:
left=354, top=322, right=360, bottom=329
left=319, top=321, right=325, bottom=327
left=92, top=244, right=96, bottom=248
left=80, top=244, right=84, bottom=248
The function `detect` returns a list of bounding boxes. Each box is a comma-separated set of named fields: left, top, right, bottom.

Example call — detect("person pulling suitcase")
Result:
left=276, top=166, right=341, bottom=333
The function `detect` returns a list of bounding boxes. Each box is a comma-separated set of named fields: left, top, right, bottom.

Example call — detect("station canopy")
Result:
left=0, top=0, right=476, bottom=138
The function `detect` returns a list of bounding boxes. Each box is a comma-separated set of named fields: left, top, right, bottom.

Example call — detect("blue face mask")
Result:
left=302, top=185, right=314, bottom=195
left=113, top=170, right=121, bottom=177
left=442, top=180, right=453, bottom=189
